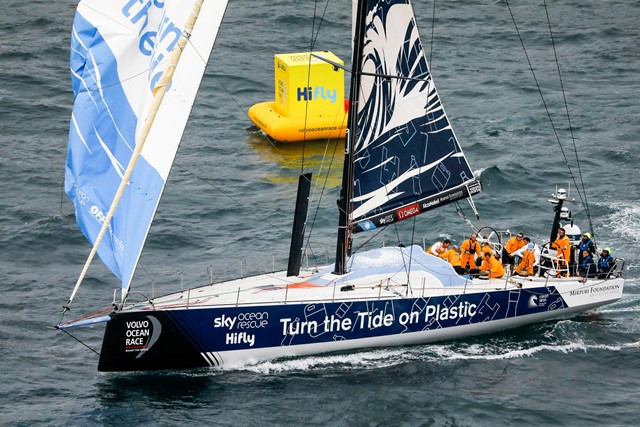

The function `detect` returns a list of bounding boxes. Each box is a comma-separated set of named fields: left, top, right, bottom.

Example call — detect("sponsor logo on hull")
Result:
left=123, top=315, right=162, bottom=359
left=101, top=285, right=612, bottom=371
left=569, top=282, right=622, bottom=297
left=172, top=287, right=568, bottom=354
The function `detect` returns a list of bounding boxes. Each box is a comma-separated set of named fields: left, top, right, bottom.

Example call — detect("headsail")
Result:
left=65, top=0, right=228, bottom=294
left=349, top=0, right=481, bottom=233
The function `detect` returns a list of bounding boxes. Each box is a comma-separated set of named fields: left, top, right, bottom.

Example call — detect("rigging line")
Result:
left=429, top=0, right=436, bottom=66
left=301, top=48, right=318, bottom=169
left=455, top=201, right=479, bottom=234
left=302, top=0, right=333, bottom=172
left=342, top=64, right=365, bottom=249
left=542, top=0, right=594, bottom=236
left=504, top=0, right=587, bottom=211
left=307, top=125, right=343, bottom=203
left=212, top=74, right=282, bottom=153
left=303, top=140, right=341, bottom=264
left=180, top=17, right=253, bottom=120
left=350, top=225, right=388, bottom=255
left=182, top=22, right=284, bottom=155
left=301, top=0, right=321, bottom=171
left=172, top=165, right=292, bottom=237
left=210, top=258, right=250, bottom=284
left=310, top=52, right=433, bottom=85
left=310, top=0, right=331, bottom=49
left=133, top=261, right=156, bottom=295
left=354, top=68, right=434, bottom=84
left=403, top=68, right=437, bottom=287
left=74, top=63, right=161, bottom=95
left=60, top=328, right=100, bottom=356
left=303, top=130, right=345, bottom=265
left=392, top=222, right=412, bottom=289
left=410, top=39, right=445, bottom=256
left=76, top=17, right=201, bottom=97
left=407, top=213, right=419, bottom=294
left=57, top=307, right=113, bottom=328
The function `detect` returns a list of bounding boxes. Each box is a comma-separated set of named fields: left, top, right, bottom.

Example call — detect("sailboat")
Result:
left=58, top=0, right=625, bottom=371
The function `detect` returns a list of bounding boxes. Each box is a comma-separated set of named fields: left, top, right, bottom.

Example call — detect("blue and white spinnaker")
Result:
left=65, top=0, right=227, bottom=294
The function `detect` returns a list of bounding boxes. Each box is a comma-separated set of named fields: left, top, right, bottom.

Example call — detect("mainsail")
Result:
left=348, top=0, right=481, bottom=233
left=65, top=0, right=227, bottom=295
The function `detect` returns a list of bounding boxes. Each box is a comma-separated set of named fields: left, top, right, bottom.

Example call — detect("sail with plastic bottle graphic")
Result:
left=64, top=0, right=227, bottom=291
left=350, top=0, right=481, bottom=233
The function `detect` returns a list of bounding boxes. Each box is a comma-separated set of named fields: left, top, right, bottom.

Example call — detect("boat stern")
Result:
left=560, top=277, right=625, bottom=309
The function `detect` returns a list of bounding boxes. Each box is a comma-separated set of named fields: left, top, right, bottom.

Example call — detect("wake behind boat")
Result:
left=57, top=0, right=625, bottom=371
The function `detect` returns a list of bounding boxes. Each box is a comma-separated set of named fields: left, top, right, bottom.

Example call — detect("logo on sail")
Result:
left=121, top=0, right=184, bottom=91
left=396, top=203, right=421, bottom=220
left=124, top=315, right=162, bottom=358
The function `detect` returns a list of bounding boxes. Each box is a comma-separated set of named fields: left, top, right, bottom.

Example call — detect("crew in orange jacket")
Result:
left=552, top=227, right=571, bottom=277
left=514, top=242, right=536, bottom=276
left=502, top=232, right=525, bottom=274
left=439, top=246, right=465, bottom=275
left=460, top=233, right=482, bottom=272
left=480, top=251, right=505, bottom=278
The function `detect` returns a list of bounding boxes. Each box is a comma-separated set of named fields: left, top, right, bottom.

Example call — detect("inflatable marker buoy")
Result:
left=248, top=51, right=348, bottom=142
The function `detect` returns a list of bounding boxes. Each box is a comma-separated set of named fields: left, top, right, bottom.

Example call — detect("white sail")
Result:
left=65, top=0, right=228, bottom=296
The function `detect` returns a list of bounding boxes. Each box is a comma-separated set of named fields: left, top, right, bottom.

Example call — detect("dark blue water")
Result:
left=1, top=0, right=639, bottom=425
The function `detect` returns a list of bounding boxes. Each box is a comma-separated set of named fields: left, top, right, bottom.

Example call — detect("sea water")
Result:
left=0, top=0, right=639, bottom=425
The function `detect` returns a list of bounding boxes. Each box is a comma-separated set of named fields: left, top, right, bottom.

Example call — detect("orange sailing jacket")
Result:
left=504, top=236, right=525, bottom=254
left=552, top=235, right=571, bottom=262
left=515, top=250, right=535, bottom=275
left=460, top=239, right=481, bottom=268
left=439, top=249, right=461, bottom=267
left=480, top=256, right=505, bottom=278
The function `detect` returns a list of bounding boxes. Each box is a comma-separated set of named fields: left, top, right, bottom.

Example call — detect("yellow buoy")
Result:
left=248, top=51, right=348, bottom=142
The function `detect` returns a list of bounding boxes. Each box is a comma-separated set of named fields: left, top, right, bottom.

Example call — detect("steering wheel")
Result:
left=477, top=226, right=502, bottom=248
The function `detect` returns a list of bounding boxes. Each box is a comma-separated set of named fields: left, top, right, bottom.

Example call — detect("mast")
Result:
left=549, top=188, right=567, bottom=244
left=334, top=0, right=368, bottom=275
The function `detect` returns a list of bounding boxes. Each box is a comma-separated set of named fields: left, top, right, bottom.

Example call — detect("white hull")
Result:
left=91, top=246, right=624, bottom=371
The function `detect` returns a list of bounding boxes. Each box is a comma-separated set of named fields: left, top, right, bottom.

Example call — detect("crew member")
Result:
left=578, top=249, right=596, bottom=278
left=428, top=239, right=451, bottom=256
left=480, top=251, right=505, bottom=278
left=481, top=242, right=495, bottom=258
left=578, top=233, right=596, bottom=266
left=597, top=247, right=614, bottom=278
left=460, top=233, right=482, bottom=273
left=514, top=242, right=536, bottom=276
left=502, top=232, right=525, bottom=274
left=552, top=227, right=571, bottom=277
left=439, top=245, right=465, bottom=275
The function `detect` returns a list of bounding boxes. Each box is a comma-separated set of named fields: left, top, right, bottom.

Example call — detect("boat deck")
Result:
left=123, top=267, right=591, bottom=312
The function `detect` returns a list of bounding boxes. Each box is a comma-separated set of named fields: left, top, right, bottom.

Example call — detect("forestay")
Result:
left=65, top=0, right=227, bottom=293
left=350, top=0, right=481, bottom=233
